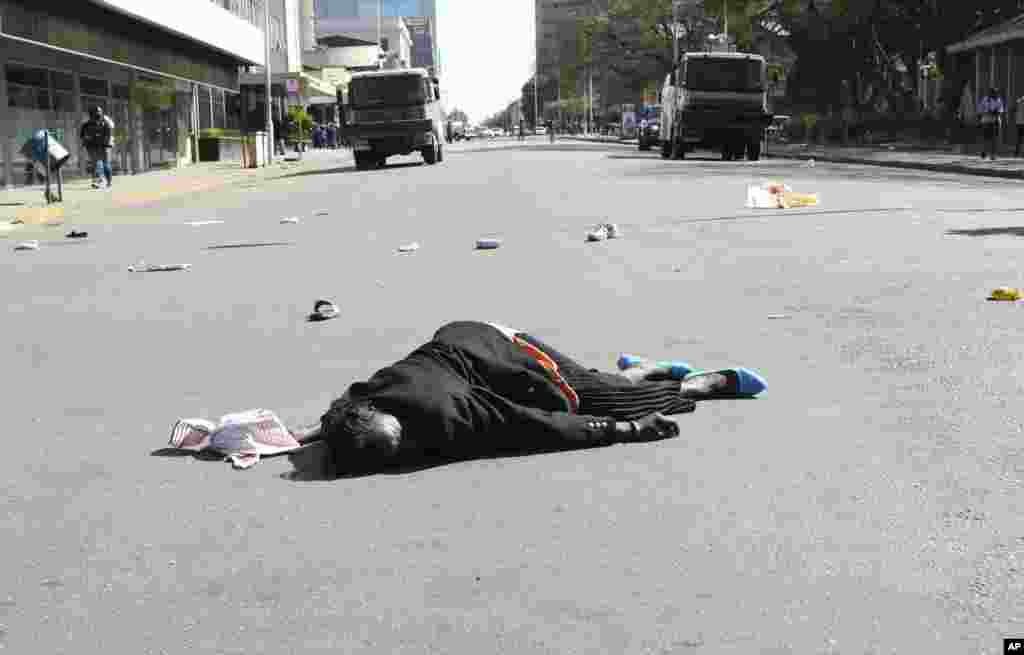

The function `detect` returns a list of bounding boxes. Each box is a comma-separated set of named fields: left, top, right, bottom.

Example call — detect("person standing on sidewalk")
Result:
left=79, top=106, right=113, bottom=189
left=1014, top=94, right=1024, bottom=157
left=978, top=87, right=1005, bottom=160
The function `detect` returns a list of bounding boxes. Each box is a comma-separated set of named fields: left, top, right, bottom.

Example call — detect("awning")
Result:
left=300, top=73, right=338, bottom=99
left=947, top=13, right=1024, bottom=54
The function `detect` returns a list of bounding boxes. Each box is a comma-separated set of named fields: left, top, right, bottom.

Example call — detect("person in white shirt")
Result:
left=977, top=87, right=1005, bottom=160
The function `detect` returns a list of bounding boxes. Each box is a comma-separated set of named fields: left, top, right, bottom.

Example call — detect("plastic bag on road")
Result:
left=168, top=408, right=302, bottom=470
left=746, top=180, right=819, bottom=209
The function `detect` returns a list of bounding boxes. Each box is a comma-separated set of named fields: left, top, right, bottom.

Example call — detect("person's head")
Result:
left=91, top=106, right=103, bottom=120
left=990, top=87, right=999, bottom=98
left=319, top=392, right=403, bottom=471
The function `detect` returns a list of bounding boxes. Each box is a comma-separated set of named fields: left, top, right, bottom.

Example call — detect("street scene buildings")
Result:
left=6, top=3, right=1024, bottom=654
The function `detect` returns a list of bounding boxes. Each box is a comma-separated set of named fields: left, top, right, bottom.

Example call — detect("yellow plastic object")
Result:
left=989, top=286, right=1021, bottom=301
left=781, top=191, right=819, bottom=208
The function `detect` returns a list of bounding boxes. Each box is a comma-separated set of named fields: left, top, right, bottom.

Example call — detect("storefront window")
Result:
left=212, top=88, right=226, bottom=128
left=80, top=76, right=109, bottom=97
left=81, top=96, right=108, bottom=114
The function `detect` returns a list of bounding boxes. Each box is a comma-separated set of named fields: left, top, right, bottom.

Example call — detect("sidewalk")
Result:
left=1, top=148, right=351, bottom=235
left=768, top=141, right=1024, bottom=179
left=566, top=134, right=1024, bottom=179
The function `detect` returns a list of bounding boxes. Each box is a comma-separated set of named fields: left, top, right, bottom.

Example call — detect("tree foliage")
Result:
left=446, top=107, right=469, bottom=124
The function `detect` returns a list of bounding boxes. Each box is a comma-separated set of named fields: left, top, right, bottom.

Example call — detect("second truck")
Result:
left=660, top=51, right=773, bottom=161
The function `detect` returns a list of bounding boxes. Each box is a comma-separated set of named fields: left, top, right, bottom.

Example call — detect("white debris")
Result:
left=397, top=243, right=420, bottom=253
left=13, top=240, right=40, bottom=251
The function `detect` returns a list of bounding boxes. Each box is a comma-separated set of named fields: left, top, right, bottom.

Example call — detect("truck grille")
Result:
left=353, top=107, right=426, bottom=123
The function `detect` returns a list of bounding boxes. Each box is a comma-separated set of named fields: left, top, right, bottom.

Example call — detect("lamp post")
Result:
left=264, top=0, right=274, bottom=165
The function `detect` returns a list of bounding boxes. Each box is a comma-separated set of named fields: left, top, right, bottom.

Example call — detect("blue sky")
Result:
left=436, top=0, right=534, bottom=123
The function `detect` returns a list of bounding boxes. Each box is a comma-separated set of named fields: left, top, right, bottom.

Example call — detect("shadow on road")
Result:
left=275, top=161, right=422, bottom=179
left=204, top=242, right=295, bottom=250
left=946, top=226, right=1024, bottom=237
left=280, top=438, right=642, bottom=482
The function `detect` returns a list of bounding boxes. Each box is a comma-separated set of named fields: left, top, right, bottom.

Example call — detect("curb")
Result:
left=766, top=152, right=1024, bottom=180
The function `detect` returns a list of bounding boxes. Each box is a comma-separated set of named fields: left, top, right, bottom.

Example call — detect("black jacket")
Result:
left=80, top=117, right=111, bottom=149
left=344, top=321, right=620, bottom=455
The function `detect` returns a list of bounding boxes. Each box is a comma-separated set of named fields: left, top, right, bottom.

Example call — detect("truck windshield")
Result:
left=686, top=60, right=764, bottom=92
left=349, top=75, right=427, bottom=108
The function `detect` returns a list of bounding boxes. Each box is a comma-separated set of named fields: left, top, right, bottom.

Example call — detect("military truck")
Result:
left=341, top=68, right=445, bottom=170
left=660, top=51, right=773, bottom=161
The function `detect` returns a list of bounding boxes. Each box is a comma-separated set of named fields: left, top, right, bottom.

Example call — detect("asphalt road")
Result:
left=4, top=139, right=1024, bottom=654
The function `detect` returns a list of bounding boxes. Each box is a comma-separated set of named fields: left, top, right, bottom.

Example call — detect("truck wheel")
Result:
left=354, top=152, right=370, bottom=170
left=746, top=138, right=762, bottom=161
left=437, top=143, right=444, bottom=163
left=721, top=144, right=733, bottom=161
left=422, top=139, right=438, bottom=165
left=660, top=140, right=671, bottom=159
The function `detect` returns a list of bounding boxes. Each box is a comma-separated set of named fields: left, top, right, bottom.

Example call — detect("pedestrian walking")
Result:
left=272, top=116, right=285, bottom=156
left=1014, top=95, right=1024, bottom=157
left=79, top=106, right=113, bottom=189
left=978, top=87, right=1005, bottom=160
left=285, top=321, right=766, bottom=475
left=518, top=119, right=525, bottom=141
left=327, top=123, right=338, bottom=149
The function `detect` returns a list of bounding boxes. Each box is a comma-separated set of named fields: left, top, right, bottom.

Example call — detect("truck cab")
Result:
left=660, top=52, right=772, bottom=161
left=341, top=68, right=445, bottom=170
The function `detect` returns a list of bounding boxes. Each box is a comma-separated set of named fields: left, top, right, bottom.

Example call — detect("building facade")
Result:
left=0, top=0, right=265, bottom=186
left=316, top=16, right=413, bottom=70
left=315, top=0, right=438, bottom=75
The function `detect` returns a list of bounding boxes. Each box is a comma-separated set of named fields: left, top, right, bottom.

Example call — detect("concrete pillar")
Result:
left=129, top=71, right=144, bottom=174
left=0, top=53, right=11, bottom=188
left=72, top=72, right=83, bottom=175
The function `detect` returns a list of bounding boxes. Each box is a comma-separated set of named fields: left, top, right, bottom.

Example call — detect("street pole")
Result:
left=377, top=0, right=383, bottom=69
left=723, top=0, right=728, bottom=51
left=264, top=0, right=274, bottom=165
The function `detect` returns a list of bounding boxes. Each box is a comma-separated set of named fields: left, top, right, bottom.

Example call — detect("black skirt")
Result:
left=517, top=333, right=696, bottom=421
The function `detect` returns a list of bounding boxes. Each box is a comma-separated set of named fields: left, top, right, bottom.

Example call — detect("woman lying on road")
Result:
left=292, top=321, right=766, bottom=474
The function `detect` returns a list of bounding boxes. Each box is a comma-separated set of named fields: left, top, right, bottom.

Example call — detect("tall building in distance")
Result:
left=315, top=0, right=440, bottom=75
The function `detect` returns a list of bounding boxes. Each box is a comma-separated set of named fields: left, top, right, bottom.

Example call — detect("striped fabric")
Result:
left=517, top=334, right=696, bottom=421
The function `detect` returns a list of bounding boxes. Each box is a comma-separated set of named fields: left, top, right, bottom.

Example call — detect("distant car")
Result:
left=638, top=121, right=660, bottom=151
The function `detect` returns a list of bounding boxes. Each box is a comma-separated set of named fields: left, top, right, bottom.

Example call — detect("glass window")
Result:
left=8, top=85, right=50, bottom=110
left=112, top=84, right=131, bottom=100
left=81, top=96, right=107, bottom=115
left=51, top=71, right=73, bottom=91
left=53, top=92, right=75, bottom=113
left=685, top=59, right=765, bottom=93
left=349, top=74, right=426, bottom=107
left=80, top=76, right=109, bottom=97
left=6, top=64, right=49, bottom=88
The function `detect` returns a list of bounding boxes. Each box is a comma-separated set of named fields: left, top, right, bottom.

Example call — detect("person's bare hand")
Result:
left=633, top=413, right=680, bottom=441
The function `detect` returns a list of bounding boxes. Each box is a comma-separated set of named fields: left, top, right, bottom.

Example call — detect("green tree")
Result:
left=446, top=108, right=469, bottom=123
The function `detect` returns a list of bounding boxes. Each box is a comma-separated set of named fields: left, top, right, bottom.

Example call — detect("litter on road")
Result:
left=13, top=240, right=40, bottom=251
left=767, top=314, right=792, bottom=320
left=185, top=220, right=224, bottom=226
left=397, top=242, right=420, bottom=253
left=308, top=299, right=340, bottom=322
left=280, top=217, right=301, bottom=224
left=586, top=223, right=620, bottom=242
left=128, top=263, right=191, bottom=272
left=314, top=210, right=330, bottom=216
left=747, top=180, right=820, bottom=209
left=66, top=230, right=88, bottom=239
left=167, top=408, right=302, bottom=470
left=476, top=238, right=502, bottom=250
left=988, top=286, right=1021, bottom=301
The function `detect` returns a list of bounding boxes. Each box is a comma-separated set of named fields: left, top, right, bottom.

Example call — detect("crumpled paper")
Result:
left=168, top=408, right=302, bottom=469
